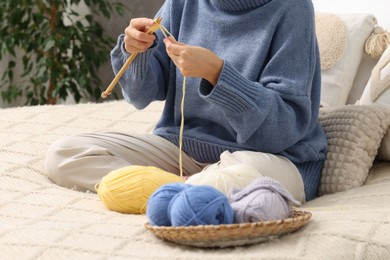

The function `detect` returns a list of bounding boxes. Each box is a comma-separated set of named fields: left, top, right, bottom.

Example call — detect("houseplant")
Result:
left=0, top=0, right=124, bottom=105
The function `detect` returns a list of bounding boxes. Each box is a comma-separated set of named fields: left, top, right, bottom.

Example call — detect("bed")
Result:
left=1, top=0, right=390, bottom=258
left=1, top=100, right=390, bottom=259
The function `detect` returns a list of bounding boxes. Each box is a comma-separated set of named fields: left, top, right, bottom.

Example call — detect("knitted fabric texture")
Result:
left=209, top=0, right=272, bottom=12
left=318, top=104, right=390, bottom=195
left=2, top=101, right=390, bottom=258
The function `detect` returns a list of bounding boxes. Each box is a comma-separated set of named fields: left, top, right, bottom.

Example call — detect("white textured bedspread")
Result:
left=1, top=101, right=390, bottom=259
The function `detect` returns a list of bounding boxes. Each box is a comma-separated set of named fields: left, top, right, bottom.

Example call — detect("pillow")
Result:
left=315, top=13, right=376, bottom=107
left=312, top=0, right=390, bottom=30
left=318, top=105, right=390, bottom=196
left=312, top=0, right=390, bottom=105
left=359, top=45, right=390, bottom=160
left=315, top=14, right=347, bottom=71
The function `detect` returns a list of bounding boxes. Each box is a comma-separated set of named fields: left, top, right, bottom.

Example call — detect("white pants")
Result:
left=45, top=133, right=305, bottom=203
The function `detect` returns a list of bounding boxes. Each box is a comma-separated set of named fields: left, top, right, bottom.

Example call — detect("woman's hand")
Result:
left=163, top=37, right=223, bottom=86
left=124, top=18, right=156, bottom=53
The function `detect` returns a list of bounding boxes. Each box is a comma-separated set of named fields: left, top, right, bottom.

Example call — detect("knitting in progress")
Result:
left=98, top=17, right=301, bottom=229
left=100, top=17, right=164, bottom=99
left=97, top=18, right=189, bottom=214
left=101, top=17, right=186, bottom=178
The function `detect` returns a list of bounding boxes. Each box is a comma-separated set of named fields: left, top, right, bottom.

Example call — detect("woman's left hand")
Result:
left=163, top=37, right=223, bottom=86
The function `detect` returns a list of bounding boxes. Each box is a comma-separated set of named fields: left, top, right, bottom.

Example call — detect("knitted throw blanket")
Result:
left=0, top=101, right=390, bottom=259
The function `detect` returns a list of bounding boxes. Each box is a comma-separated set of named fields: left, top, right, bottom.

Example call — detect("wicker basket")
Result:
left=145, top=210, right=312, bottom=248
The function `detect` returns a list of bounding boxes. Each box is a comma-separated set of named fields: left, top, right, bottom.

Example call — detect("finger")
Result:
left=124, top=42, right=153, bottom=53
left=163, top=38, right=174, bottom=56
left=164, top=38, right=183, bottom=56
left=166, top=36, right=186, bottom=46
left=164, top=36, right=180, bottom=45
left=124, top=35, right=153, bottom=53
left=169, top=56, right=184, bottom=74
left=129, top=17, right=155, bottom=31
left=125, top=26, right=156, bottom=44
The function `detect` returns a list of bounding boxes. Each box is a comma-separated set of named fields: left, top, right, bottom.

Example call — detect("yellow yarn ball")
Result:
left=96, top=165, right=184, bottom=214
left=185, top=164, right=263, bottom=196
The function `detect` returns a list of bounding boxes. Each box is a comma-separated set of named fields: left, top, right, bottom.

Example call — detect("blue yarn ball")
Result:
left=168, top=185, right=234, bottom=226
left=146, top=182, right=191, bottom=226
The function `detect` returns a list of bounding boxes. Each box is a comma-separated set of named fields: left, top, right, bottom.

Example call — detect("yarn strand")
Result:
left=179, top=77, right=186, bottom=178
left=155, top=22, right=185, bottom=178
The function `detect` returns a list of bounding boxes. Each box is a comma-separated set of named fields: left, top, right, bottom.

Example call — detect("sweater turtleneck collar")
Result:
left=210, top=0, right=272, bottom=12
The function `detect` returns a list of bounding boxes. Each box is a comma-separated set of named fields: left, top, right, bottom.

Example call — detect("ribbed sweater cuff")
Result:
left=130, top=50, right=155, bottom=79
left=114, top=34, right=157, bottom=79
left=295, top=160, right=325, bottom=201
left=199, top=61, right=263, bottom=114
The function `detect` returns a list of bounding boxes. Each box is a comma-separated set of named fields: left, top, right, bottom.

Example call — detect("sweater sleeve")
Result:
left=199, top=2, right=319, bottom=153
left=109, top=3, right=172, bottom=109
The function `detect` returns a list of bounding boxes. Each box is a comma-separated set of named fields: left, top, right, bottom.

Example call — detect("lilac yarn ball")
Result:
left=147, top=182, right=191, bottom=226
left=168, top=185, right=234, bottom=226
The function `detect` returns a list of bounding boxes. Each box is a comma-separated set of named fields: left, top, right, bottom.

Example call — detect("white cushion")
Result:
left=312, top=0, right=390, bottom=29
left=359, top=45, right=390, bottom=160
left=316, top=13, right=376, bottom=107
left=360, top=46, right=390, bottom=105
left=312, top=0, right=390, bottom=105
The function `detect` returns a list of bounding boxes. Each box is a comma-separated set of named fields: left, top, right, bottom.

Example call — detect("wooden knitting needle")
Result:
left=101, top=16, right=163, bottom=99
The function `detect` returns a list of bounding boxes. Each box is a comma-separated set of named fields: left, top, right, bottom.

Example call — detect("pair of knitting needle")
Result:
left=100, top=16, right=185, bottom=177
left=101, top=16, right=163, bottom=99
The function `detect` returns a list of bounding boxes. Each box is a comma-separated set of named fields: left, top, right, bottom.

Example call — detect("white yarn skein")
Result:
left=185, top=164, right=263, bottom=196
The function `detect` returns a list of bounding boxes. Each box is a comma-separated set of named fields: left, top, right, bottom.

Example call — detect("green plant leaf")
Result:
left=0, top=0, right=124, bottom=106
left=43, top=38, right=55, bottom=52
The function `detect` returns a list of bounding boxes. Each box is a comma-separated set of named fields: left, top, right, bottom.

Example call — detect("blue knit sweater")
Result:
left=110, top=0, right=328, bottom=200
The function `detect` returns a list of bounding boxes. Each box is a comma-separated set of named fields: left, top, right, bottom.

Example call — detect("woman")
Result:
left=45, top=0, right=327, bottom=202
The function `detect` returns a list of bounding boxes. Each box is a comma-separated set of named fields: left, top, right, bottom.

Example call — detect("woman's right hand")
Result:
left=124, top=18, right=157, bottom=54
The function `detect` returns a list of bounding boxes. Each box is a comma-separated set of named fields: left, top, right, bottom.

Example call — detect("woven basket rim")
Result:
left=145, top=210, right=312, bottom=248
